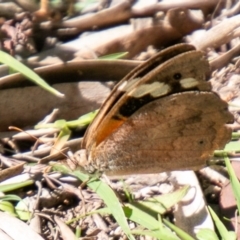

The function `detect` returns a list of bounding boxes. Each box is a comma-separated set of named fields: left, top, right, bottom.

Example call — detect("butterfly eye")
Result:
left=173, top=73, right=182, bottom=80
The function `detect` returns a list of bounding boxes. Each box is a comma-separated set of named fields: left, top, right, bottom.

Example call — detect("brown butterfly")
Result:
left=75, top=44, right=233, bottom=176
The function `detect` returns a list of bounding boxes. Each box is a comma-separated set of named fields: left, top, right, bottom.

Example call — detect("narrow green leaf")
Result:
left=73, top=171, right=135, bottom=240
left=66, top=110, right=98, bottom=128
left=163, top=219, right=195, bottom=240
left=196, top=228, right=219, bottom=240
left=0, top=180, right=34, bottom=193
left=0, top=194, right=22, bottom=202
left=35, top=110, right=98, bottom=130
left=51, top=164, right=135, bottom=240
left=223, top=141, right=240, bottom=152
left=0, top=50, right=64, bottom=98
left=0, top=201, right=17, bottom=216
left=224, top=155, right=240, bottom=213
left=123, top=204, right=160, bottom=231
left=131, top=229, right=179, bottom=240
left=123, top=205, right=180, bottom=239
left=15, top=200, right=31, bottom=220
left=231, top=132, right=240, bottom=139
left=131, top=185, right=189, bottom=214
left=99, top=52, right=128, bottom=60
left=84, top=205, right=186, bottom=240
left=208, top=206, right=237, bottom=240
left=51, top=125, right=71, bottom=154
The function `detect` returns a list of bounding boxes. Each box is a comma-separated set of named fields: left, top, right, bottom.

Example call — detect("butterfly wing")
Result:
left=84, top=48, right=211, bottom=150
left=86, top=92, right=233, bottom=175
left=82, top=44, right=197, bottom=148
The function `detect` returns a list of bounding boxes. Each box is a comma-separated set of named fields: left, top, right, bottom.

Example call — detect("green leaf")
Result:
left=66, top=110, right=98, bottom=129
left=208, top=206, right=237, bottom=240
left=0, top=50, right=64, bottom=98
left=73, top=170, right=135, bottom=240
left=224, top=155, right=240, bottom=213
left=123, top=204, right=161, bottom=231
left=163, top=218, right=195, bottom=240
left=124, top=205, right=181, bottom=239
left=51, top=125, right=71, bottom=154
left=52, top=164, right=135, bottom=240
left=223, top=141, right=240, bottom=152
left=15, top=200, right=31, bottom=220
left=95, top=204, right=179, bottom=239
left=0, top=180, right=34, bottom=193
left=35, top=110, right=98, bottom=130
left=0, top=194, right=22, bottom=202
left=99, top=52, right=128, bottom=60
left=196, top=228, right=219, bottom=240
left=131, top=229, right=180, bottom=240
left=52, top=164, right=192, bottom=240
left=131, top=185, right=189, bottom=215
left=0, top=201, right=17, bottom=216
left=231, top=132, right=240, bottom=140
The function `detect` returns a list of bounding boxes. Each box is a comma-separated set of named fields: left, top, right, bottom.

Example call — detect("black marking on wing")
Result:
left=118, top=81, right=200, bottom=117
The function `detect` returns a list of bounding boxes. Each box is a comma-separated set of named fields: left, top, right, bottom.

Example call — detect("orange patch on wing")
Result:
left=95, top=117, right=126, bottom=146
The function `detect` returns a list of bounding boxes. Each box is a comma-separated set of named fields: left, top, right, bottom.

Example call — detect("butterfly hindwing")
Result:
left=86, top=92, right=233, bottom=175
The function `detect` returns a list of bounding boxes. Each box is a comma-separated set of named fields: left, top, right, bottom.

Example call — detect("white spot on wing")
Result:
left=180, top=78, right=198, bottom=89
left=129, top=82, right=171, bottom=98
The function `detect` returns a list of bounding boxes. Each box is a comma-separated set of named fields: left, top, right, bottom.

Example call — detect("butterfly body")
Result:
left=76, top=44, right=233, bottom=176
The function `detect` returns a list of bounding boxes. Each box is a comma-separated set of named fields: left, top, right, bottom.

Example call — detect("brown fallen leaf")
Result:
left=54, top=215, right=76, bottom=240
left=210, top=43, right=240, bottom=71
left=0, top=161, right=24, bottom=182
left=78, top=8, right=203, bottom=59
left=192, top=14, right=240, bottom=50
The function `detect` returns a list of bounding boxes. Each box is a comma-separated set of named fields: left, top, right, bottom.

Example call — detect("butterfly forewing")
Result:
left=86, top=49, right=211, bottom=149
left=82, top=44, right=197, bottom=148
